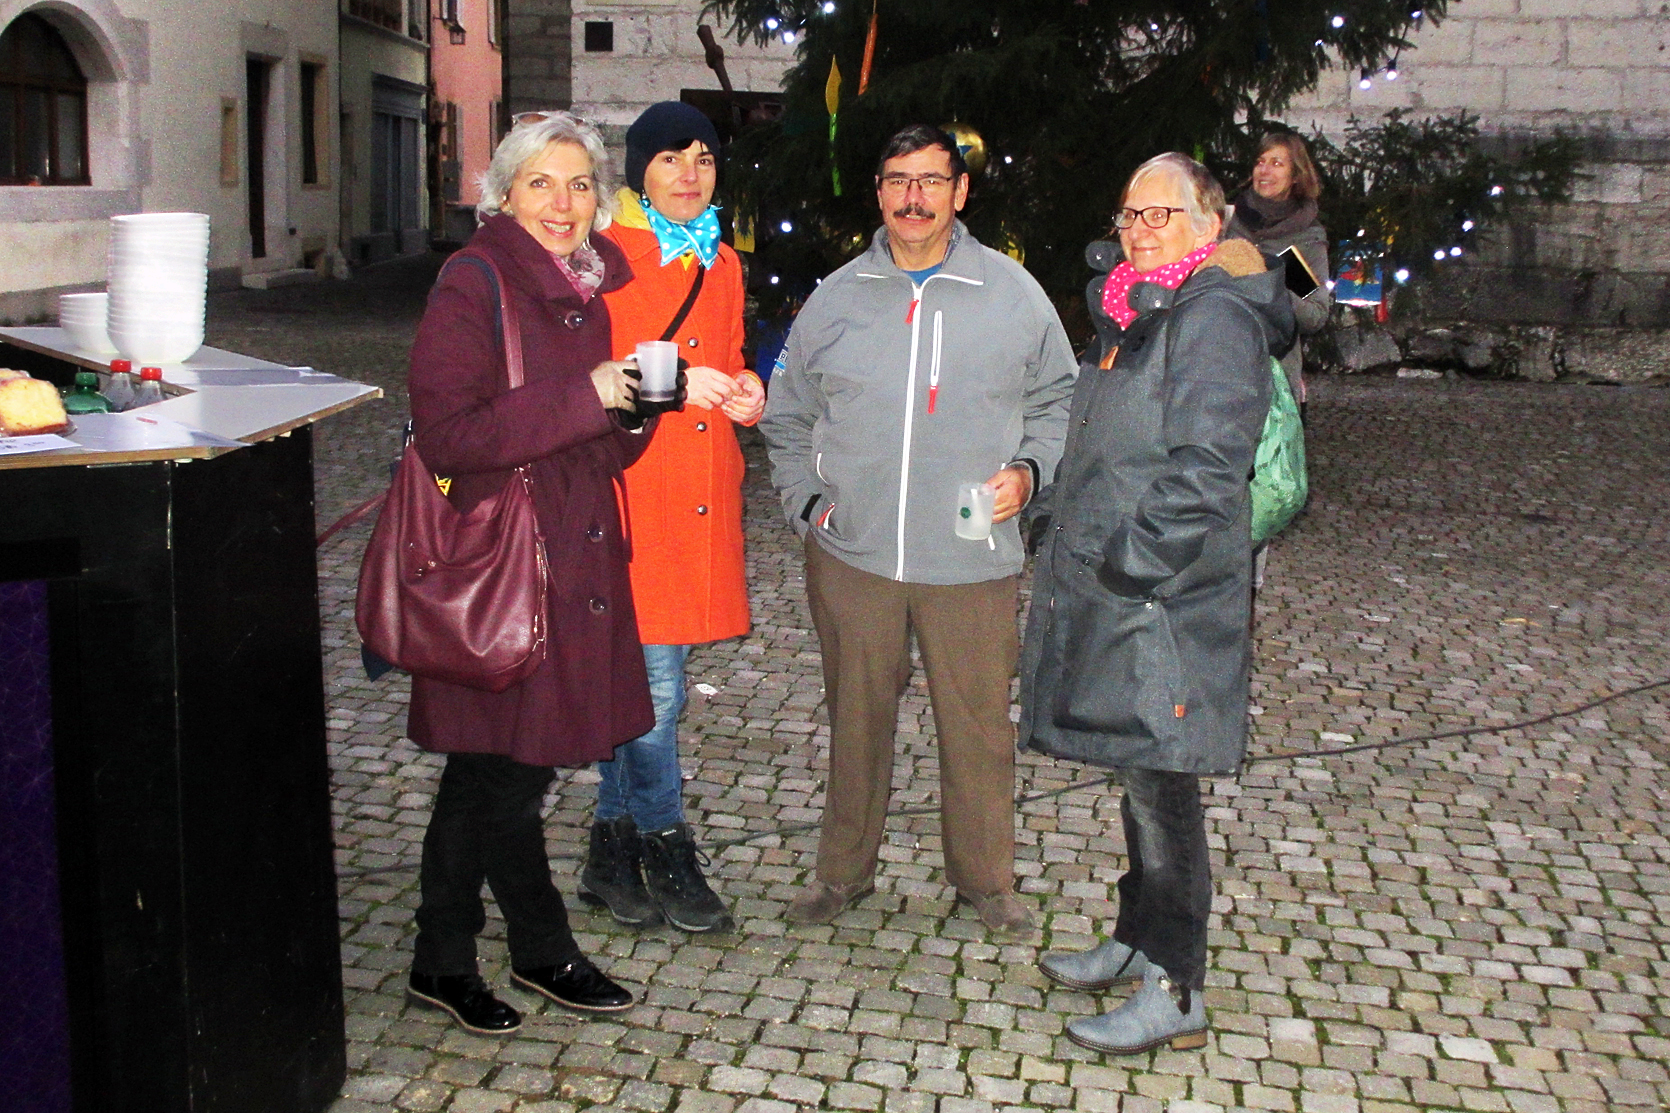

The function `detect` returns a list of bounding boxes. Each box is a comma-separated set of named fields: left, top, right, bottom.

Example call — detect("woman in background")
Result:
left=1225, top=130, right=1331, bottom=412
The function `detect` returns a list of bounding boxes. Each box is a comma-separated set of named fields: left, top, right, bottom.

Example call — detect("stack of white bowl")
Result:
left=106, top=212, right=210, bottom=364
left=58, top=292, right=116, bottom=354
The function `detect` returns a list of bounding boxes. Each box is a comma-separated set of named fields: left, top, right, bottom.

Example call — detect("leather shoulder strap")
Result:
left=448, top=252, right=526, bottom=390
left=659, top=263, right=706, bottom=343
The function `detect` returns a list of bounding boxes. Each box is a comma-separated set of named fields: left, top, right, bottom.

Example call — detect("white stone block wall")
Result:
left=1286, top=0, right=1670, bottom=327
left=1289, top=2, right=1669, bottom=136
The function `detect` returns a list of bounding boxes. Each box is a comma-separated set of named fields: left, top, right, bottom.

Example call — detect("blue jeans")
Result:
left=594, top=643, right=690, bottom=831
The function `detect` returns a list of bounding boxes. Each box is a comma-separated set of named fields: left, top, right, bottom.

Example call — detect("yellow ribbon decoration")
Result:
left=825, top=57, right=843, bottom=196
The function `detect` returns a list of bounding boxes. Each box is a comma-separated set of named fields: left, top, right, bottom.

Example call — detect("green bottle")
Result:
left=62, top=369, right=112, bottom=415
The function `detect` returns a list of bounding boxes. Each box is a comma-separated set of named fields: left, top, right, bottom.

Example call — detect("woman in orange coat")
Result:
left=582, top=102, right=765, bottom=932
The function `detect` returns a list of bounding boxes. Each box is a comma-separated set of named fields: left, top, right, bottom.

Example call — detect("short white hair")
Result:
left=1121, top=152, right=1226, bottom=239
left=476, top=111, right=614, bottom=229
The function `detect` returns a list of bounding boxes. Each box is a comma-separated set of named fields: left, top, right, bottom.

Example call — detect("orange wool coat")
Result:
left=601, top=221, right=753, bottom=646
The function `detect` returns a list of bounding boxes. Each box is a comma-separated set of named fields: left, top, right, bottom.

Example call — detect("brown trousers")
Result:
left=803, top=535, right=1019, bottom=895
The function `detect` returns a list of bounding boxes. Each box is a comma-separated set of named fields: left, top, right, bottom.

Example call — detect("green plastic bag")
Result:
left=1249, top=358, right=1307, bottom=544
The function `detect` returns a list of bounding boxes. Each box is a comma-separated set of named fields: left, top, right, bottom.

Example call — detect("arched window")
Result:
left=0, top=13, right=90, bottom=185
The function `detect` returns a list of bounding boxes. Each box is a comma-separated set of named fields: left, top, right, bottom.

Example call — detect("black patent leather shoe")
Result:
left=407, top=972, right=522, bottom=1034
left=511, top=956, right=634, bottom=1013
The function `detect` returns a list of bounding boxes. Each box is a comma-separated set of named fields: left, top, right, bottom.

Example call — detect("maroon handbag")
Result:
left=354, top=254, right=549, bottom=692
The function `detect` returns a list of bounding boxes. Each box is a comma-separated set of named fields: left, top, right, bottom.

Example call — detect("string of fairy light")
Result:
left=740, top=2, right=1486, bottom=290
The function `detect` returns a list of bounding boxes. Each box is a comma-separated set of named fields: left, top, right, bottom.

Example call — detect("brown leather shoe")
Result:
left=785, top=876, right=874, bottom=924
left=957, top=889, right=1036, bottom=940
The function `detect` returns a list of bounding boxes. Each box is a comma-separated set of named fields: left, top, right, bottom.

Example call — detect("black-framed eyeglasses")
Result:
left=1114, top=206, right=1187, bottom=229
left=877, top=173, right=956, bottom=195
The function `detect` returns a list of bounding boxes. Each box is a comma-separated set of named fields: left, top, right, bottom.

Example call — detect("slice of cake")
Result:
left=0, top=372, right=71, bottom=435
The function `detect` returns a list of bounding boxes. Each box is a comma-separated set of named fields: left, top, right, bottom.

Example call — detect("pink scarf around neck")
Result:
left=1101, top=241, right=1218, bottom=329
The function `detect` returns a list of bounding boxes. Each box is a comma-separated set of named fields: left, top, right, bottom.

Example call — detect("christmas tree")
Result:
left=703, top=0, right=1447, bottom=326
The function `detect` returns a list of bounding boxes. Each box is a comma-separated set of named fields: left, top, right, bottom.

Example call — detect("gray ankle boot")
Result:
left=1039, top=938, right=1150, bottom=991
left=640, top=822, right=733, bottom=933
left=1066, top=964, right=1208, bottom=1055
left=577, top=816, right=663, bottom=927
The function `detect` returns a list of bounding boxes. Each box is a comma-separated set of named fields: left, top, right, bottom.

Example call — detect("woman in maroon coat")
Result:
left=402, top=111, right=666, bottom=1034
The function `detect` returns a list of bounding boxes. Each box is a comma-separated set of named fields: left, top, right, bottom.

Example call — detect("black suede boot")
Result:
left=577, top=816, right=663, bottom=927
left=640, top=823, right=733, bottom=933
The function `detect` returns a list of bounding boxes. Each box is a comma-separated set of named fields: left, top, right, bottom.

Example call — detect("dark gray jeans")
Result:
left=1111, top=768, right=1212, bottom=991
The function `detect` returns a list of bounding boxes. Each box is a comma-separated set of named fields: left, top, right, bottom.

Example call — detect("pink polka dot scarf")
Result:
left=1101, top=241, right=1219, bottom=329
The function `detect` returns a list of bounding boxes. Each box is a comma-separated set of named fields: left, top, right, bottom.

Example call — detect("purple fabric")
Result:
left=0, top=580, right=72, bottom=1113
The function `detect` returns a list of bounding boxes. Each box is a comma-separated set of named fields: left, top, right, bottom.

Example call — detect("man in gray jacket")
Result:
left=761, top=124, right=1077, bottom=939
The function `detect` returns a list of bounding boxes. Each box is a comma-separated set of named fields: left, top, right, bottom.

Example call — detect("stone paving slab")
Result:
left=207, top=264, right=1670, bottom=1113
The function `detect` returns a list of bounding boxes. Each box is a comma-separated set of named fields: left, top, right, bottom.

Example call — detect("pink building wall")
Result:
left=429, top=0, right=503, bottom=241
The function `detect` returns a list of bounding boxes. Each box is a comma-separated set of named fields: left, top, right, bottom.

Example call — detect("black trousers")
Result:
left=412, top=753, right=580, bottom=976
left=1111, top=768, right=1211, bottom=992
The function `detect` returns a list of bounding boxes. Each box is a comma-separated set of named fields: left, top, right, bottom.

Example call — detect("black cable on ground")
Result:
left=335, top=674, right=1670, bottom=879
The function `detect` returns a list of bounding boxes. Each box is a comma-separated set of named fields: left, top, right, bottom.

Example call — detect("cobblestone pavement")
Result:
left=208, top=259, right=1670, bottom=1113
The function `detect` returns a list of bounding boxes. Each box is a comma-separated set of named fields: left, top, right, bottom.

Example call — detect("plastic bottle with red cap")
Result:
left=130, top=365, right=165, bottom=409
left=103, top=358, right=136, bottom=411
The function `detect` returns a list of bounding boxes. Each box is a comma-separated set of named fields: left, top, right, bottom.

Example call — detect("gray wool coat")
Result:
left=1018, top=239, right=1295, bottom=774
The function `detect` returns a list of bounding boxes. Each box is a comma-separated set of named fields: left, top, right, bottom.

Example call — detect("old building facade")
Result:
left=0, top=0, right=339, bottom=319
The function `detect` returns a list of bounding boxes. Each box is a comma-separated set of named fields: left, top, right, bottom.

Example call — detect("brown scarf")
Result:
left=1233, top=189, right=1318, bottom=244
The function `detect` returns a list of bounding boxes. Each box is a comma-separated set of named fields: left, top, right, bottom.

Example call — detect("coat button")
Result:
left=695, top=421, right=708, bottom=432
left=696, top=505, right=709, bottom=515
left=589, top=597, right=607, bottom=614
left=586, top=525, right=603, bottom=542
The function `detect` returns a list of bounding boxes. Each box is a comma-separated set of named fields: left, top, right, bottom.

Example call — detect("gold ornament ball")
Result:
left=941, top=122, right=988, bottom=176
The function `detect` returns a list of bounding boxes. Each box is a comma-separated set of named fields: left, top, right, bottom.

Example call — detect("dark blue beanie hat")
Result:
left=625, top=101, right=721, bottom=193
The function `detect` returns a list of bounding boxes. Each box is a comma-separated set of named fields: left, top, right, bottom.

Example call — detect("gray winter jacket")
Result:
left=1019, top=239, right=1295, bottom=774
left=761, top=221, right=1078, bottom=585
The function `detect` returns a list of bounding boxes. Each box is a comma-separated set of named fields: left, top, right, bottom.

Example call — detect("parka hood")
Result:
left=1127, top=238, right=1295, bottom=360
left=1083, top=236, right=1295, bottom=363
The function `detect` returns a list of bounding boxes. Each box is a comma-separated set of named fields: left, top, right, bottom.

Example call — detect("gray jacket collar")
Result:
left=856, top=219, right=985, bottom=285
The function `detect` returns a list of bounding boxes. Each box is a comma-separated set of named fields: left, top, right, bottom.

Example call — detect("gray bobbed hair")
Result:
left=1121, top=152, right=1226, bottom=239
left=476, top=111, right=615, bottom=230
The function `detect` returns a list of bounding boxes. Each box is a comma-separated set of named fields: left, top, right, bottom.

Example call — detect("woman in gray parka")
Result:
left=1019, top=153, right=1294, bottom=1055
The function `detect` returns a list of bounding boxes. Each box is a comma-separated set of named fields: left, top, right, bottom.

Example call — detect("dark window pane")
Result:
left=300, top=64, right=318, bottom=184
left=0, top=14, right=89, bottom=184
left=22, top=87, right=50, bottom=181
left=7, top=15, right=83, bottom=84
left=0, top=87, right=15, bottom=180
left=584, top=21, right=614, bottom=52
left=56, top=92, right=83, bottom=180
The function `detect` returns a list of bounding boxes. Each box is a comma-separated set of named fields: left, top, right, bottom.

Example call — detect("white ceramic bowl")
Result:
left=60, top=317, right=118, bottom=354
left=108, top=322, right=205, bottom=364
left=59, top=291, right=108, bottom=314
left=110, top=212, right=210, bottom=230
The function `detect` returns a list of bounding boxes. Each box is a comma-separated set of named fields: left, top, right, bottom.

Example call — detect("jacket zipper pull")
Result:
left=905, top=297, right=919, bottom=325
left=927, top=385, right=938, bottom=414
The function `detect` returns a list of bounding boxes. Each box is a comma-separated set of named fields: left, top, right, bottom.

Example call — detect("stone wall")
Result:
left=1286, top=0, right=1670, bottom=337
left=504, top=0, right=573, bottom=116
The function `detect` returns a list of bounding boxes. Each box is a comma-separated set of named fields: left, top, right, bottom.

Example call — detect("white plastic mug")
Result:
left=634, top=340, right=679, bottom=402
left=955, top=482, right=996, bottom=541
